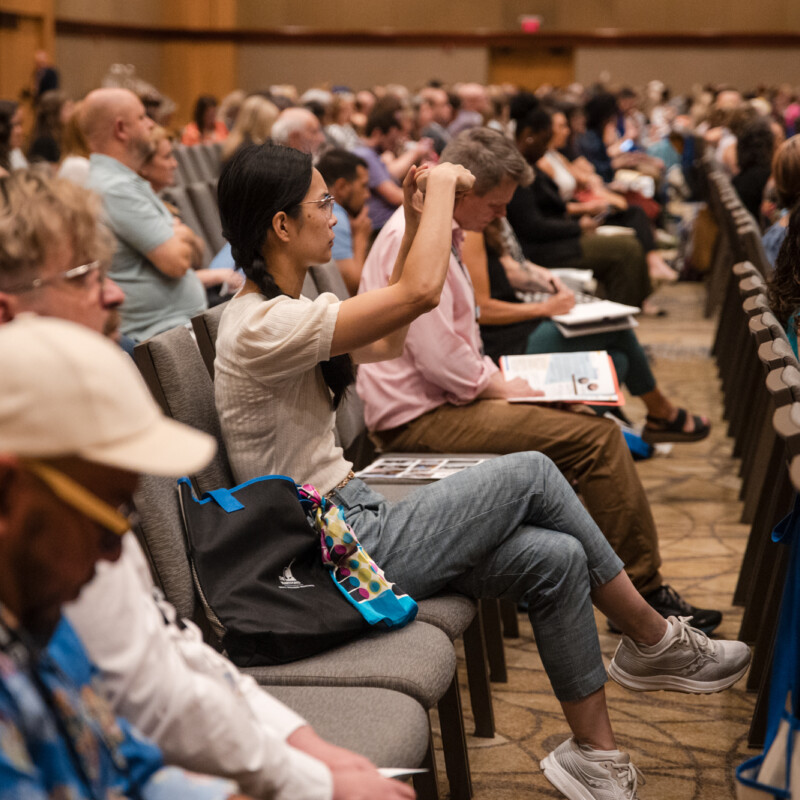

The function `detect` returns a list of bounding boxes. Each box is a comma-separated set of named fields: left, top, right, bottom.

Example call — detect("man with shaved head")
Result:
left=270, top=106, right=326, bottom=157
left=84, top=87, right=207, bottom=342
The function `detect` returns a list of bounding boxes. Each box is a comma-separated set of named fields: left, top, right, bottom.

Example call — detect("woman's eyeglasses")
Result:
left=298, top=194, right=335, bottom=217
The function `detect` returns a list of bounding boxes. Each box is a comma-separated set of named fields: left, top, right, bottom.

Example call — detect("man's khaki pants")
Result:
left=373, top=399, right=663, bottom=595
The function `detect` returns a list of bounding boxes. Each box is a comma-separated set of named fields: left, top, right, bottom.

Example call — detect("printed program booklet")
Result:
left=356, top=456, right=490, bottom=481
left=517, top=293, right=640, bottom=338
left=499, top=350, right=623, bottom=406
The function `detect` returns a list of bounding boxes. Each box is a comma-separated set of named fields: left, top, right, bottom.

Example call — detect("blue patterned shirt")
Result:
left=0, top=612, right=237, bottom=800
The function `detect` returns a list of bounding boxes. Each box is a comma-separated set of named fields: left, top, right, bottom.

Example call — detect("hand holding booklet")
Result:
left=499, top=350, right=623, bottom=406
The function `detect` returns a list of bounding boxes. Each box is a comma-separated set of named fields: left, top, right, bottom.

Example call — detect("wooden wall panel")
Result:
left=57, top=0, right=236, bottom=28
left=56, top=0, right=163, bottom=25
left=236, top=0, right=503, bottom=32
left=489, top=47, right=574, bottom=90
left=160, top=41, right=237, bottom=124
left=237, top=43, right=489, bottom=94
left=0, top=18, right=43, bottom=101
left=497, top=0, right=800, bottom=32
left=575, top=45, right=800, bottom=93
left=0, top=0, right=54, bottom=102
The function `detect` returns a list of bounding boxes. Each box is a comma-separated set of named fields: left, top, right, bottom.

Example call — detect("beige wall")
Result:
left=55, top=36, right=162, bottom=101
left=238, top=44, right=488, bottom=94
left=575, top=46, right=800, bottom=93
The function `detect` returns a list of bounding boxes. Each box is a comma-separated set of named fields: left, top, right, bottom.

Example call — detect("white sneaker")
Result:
left=608, top=615, right=751, bottom=693
left=540, top=737, right=643, bottom=800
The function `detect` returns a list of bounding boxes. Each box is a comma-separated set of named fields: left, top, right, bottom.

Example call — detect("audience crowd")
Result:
left=5, top=66, right=799, bottom=799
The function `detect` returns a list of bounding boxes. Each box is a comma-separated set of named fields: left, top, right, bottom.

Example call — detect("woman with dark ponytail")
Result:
left=215, top=142, right=473, bottom=488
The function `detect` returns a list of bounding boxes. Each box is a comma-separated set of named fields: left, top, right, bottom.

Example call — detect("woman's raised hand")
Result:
left=401, top=164, right=427, bottom=234
left=414, top=162, right=475, bottom=196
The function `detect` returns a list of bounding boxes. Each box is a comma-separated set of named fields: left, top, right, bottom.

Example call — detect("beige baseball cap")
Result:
left=0, top=314, right=216, bottom=476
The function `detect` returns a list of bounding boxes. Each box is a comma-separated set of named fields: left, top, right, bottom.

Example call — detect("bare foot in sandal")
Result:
left=642, top=407, right=711, bottom=444
left=638, top=391, right=711, bottom=444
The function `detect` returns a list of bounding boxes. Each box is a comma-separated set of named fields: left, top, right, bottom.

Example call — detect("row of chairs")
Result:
left=701, top=151, right=800, bottom=748
left=163, top=181, right=225, bottom=269
left=163, top=143, right=225, bottom=269
left=128, top=261, right=530, bottom=800
left=173, top=142, right=223, bottom=187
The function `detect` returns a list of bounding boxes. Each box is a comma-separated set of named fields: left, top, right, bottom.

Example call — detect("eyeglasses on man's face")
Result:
left=298, top=194, right=335, bottom=218
left=11, top=261, right=106, bottom=294
left=23, top=459, right=135, bottom=541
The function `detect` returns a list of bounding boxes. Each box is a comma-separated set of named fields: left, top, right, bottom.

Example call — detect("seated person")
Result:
left=0, top=313, right=251, bottom=800
left=461, top=218, right=710, bottom=443
left=763, top=134, right=800, bottom=266
left=768, top=203, right=800, bottom=357
left=352, top=104, right=408, bottom=233
left=140, top=125, right=243, bottom=304
left=355, top=128, right=718, bottom=627
left=317, top=148, right=372, bottom=295
left=578, top=92, right=665, bottom=186
left=182, top=94, right=229, bottom=145
left=0, top=169, right=410, bottom=800
left=212, top=138, right=749, bottom=800
left=83, top=87, right=207, bottom=342
left=270, top=106, right=326, bottom=157
left=221, top=94, right=280, bottom=162
left=506, top=106, right=654, bottom=310
left=415, top=87, right=453, bottom=155
left=537, top=104, right=678, bottom=284
left=732, top=117, right=775, bottom=223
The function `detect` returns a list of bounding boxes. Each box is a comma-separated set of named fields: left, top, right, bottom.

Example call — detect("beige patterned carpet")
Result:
left=433, top=282, right=756, bottom=799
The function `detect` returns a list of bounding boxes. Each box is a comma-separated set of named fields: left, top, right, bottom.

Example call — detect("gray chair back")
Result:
left=197, top=143, right=222, bottom=180
left=310, top=260, right=350, bottom=300
left=133, top=325, right=233, bottom=493
left=162, top=185, right=213, bottom=267
left=187, top=181, right=226, bottom=253
left=173, top=144, right=204, bottom=184
left=185, top=145, right=215, bottom=182
left=133, top=472, right=199, bottom=624
left=192, top=303, right=227, bottom=378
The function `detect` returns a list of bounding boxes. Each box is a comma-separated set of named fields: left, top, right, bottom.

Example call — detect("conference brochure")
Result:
left=499, top=350, right=623, bottom=406
left=356, top=456, right=490, bottom=481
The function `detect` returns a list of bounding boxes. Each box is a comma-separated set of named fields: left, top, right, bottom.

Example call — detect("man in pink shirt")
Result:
left=357, top=127, right=721, bottom=632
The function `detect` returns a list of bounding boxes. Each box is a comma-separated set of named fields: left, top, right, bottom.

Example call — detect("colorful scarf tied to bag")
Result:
left=298, top=483, right=417, bottom=628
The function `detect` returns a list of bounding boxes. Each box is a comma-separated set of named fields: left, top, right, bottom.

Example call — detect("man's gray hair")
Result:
left=441, top=127, right=533, bottom=195
left=270, top=107, right=316, bottom=146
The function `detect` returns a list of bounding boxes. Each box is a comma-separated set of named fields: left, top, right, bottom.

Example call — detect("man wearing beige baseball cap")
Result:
left=0, top=313, right=261, bottom=799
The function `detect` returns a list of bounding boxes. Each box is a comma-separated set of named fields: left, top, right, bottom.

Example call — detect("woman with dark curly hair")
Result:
left=768, top=203, right=800, bottom=356
left=733, top=116, right=775, bottom=222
